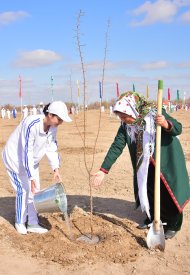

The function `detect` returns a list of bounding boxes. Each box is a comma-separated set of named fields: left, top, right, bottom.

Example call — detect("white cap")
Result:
left=47, top=101, right=72, bottom=122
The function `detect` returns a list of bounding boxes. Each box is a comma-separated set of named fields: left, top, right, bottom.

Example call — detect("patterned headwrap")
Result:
left=114, top=91, right=155, bottom=125
left=114, top=91, right=157, bottom=219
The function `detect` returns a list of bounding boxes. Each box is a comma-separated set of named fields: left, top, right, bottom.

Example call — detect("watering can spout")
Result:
left=34, top=182, right=67, bottom=214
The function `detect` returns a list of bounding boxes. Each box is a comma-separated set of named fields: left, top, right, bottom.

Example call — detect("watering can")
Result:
left=34, top=182, right=67, bottom=214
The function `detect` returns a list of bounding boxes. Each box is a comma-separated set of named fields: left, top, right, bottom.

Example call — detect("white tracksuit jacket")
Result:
left=2, top=114, right=60, bottom=178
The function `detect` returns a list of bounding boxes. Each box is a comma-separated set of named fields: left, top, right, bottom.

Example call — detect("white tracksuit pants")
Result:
left=7, top=167, right=40, bottom=225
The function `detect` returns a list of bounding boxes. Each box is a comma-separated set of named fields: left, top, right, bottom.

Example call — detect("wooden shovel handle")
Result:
left=154, top=80, right=163, bottom=231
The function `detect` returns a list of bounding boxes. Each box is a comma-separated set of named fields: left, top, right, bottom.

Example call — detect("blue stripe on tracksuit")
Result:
left=55, top=140, right=61, bottom=166
left=10, top=171, right=23, bottom=223
left=24, top=118, right=40, bottom=177
left=7, top=169, right=39, bottom=225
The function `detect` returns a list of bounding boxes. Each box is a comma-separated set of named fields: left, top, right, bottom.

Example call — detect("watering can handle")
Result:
left=154, top=80, right=163, bottom=231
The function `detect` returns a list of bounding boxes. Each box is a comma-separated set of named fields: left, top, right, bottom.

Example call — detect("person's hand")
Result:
left=91, top=170, right=105, bottom=187
left=31, top=179, right=38, bottom=194
left=53, top=168, right=62, bottom=182
left=155, top=114, right=169, bottom=129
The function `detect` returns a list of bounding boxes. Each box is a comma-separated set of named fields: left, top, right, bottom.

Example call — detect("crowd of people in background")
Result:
left=163, top=103, right=190, bottom=113
left=0, top=102, right=44, bottom=119
left=1, top=102, right=190, bottom=120
left=1, top=107, right=16, bottom=119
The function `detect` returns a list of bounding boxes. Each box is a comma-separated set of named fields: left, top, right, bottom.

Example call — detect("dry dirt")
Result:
left=0, top=109, right=190, bottom=275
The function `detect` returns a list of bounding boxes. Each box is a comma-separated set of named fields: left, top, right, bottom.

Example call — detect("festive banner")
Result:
left=19, top=75, right=22, bottom=97
left=116, top=82, right=119, bottom=97
left=177, top=90, right=180, bottom=101
left=99, top=81, right=102, bottom=99
left=146, top=85, right=149, bottom=99
left=168, top=88, right=171, bottom=101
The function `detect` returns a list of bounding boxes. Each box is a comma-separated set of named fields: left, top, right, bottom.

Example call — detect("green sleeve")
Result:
left=162, top=109, right=182, bottom=136
left=101, top=124, right=127, bottom=172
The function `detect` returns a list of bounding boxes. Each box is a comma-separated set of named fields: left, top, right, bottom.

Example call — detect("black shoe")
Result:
left=165, top=230, right=177, bottom=240
left=137, top=217, right=151, bottom=229
left=137, top=223, right=149, bottom=229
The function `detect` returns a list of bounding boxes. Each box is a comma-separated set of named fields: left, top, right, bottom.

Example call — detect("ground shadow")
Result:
left=0, top=196, right=51, bottom=229
left=67, top=195, right=146, bottom=224
left=0, top=195, right=146, bottom=225
left=0, top=196, right=15, bottom=225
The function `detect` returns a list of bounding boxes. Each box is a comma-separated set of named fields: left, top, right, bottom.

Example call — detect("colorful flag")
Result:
left=76, top=80, right=80, bottom=97
left=19, top=75, right=22, bottom=97
left=116, top=82, right=119, bottom=97
left=177, top=90, right=180, bottom=101
left=168, top=88, right=171, bottom=101
left=99, top=81, right=102, bottom=99
left=133, top=83, right=135, bottom=92
left=146, top=85, right=149, bottom=99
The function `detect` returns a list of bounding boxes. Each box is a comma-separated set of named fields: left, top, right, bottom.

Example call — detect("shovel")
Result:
left=146, top=80, right=165, bottom=251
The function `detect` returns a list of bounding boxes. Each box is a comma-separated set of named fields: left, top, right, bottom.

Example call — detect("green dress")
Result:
left=100, top=110, right=190, bottom=231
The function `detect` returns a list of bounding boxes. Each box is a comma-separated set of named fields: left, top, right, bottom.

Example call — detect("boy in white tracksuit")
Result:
left=2, top=101, right=72, bottom=234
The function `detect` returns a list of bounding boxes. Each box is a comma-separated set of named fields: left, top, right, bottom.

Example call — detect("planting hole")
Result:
left=76, top=234, right=100, bottom=244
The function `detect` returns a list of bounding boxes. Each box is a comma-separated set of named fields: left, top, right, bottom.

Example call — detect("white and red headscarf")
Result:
left=114, top=93, right=139, bottom=119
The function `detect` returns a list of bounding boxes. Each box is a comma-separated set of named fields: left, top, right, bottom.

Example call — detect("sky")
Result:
left=0, top=0, right=190, bottom=106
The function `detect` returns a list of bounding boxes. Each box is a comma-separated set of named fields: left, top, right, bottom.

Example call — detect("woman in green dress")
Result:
left=91, top=92, right=190, bottom=239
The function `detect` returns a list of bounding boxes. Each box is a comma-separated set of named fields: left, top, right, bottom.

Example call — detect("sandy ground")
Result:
left=0, top=109, right=190, bottom=275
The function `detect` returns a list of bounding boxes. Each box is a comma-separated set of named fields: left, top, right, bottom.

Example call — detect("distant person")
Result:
left=70, top=106, right=75, bottom=114
left=2, top=101, right=72, bottom=235
left=101, top=106, right=105, bottom=112
left=6, top=109, right=11, bottom=119
left=29, top=107, right=33, bottom=116
left=32, top=105, right=37, bottom=115
left=1, top=107, right=6, bottom=119
left=38, top=102, right=44, bottom=114
left=91, top=92, right=190, bottom=240
left=23, top=105, right=28, bottom=118
left=109, top=105, right=113, bottom=117
left=12, top=107, right=17, bottom=119
left=75, top=106, right=79, bottom=115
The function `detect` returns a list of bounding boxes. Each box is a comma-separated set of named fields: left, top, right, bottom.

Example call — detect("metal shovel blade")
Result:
left=147, top=221, right=165, bottom=251
left=146, top=81, right=165, bottom=252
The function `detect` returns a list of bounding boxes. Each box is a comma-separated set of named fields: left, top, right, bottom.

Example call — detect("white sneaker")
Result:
left=15, top=223, right=27, bottom=235
left=27, top=224, right=48, bottom=234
